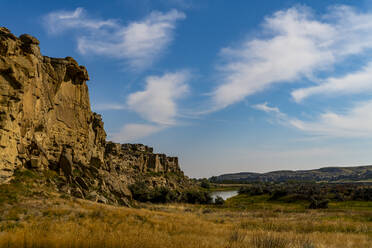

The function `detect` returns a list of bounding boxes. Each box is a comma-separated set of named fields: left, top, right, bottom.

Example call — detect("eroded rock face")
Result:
left=105, top=143, right=181, bottom=174
left=0, top=27, right=190, bottom=205
left=0, top=27, right=103, bottom=181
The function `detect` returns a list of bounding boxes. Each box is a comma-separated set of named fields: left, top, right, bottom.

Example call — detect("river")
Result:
left=210, top=190, right=239, bottom=202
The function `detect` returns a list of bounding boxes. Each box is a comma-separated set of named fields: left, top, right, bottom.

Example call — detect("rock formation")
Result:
left=0, top=27, right=191, bottom=205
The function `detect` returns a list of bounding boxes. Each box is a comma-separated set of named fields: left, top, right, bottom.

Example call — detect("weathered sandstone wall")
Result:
left=0, top=27, right=189, bottom=205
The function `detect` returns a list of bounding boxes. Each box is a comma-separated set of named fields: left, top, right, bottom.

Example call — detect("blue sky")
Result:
left=4, top=0, right=372, bottom=178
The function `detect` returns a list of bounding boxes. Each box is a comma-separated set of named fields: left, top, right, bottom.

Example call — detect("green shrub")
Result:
left=214, top=196, right=225, bottom=205
left=181, top=190, right=212, bottom=204
left=200, top=178, right=210, bottom=189
left=129, top=181, right=179, bottom=203
left=269, top=189, right=288, bottom=201
left=239, top=185, right=264, bottom=196
left=308, top=197, right=329, bottom=209
left=129, top=181, right=151, bottom=202
left=151, top=187, right=179, bottom=203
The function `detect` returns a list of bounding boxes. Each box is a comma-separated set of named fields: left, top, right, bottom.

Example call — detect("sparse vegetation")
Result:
left=1, top=177, right=371, bottom=248
left=129, top=181, right=212, bottom=204
left=181, top=189, right=212, bottom=204
left=129, top=181, right=179, bottom=203
left=308, top=197, right=329, bottom=209
left=0, top=196, right=370, bottom=248
left=237, top=182, right=372, bottom=204
left=200, top=178, right=211, bottom=189
left=251, top=232, right=288, bottom=248
left=214, top=196, right=225, bottom=205
left=0, top=172, right=371, bottom=248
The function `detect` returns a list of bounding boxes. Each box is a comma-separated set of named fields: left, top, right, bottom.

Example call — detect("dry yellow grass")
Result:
left=0, top=196, right=371, bottom=248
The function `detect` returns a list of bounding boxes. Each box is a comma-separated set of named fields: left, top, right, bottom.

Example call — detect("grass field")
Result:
left=0, top=172, right=371, bottom=248
left=0, top=195, right=371, bottom=247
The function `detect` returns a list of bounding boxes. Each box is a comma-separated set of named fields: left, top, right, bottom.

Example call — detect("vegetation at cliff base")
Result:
left=129, top=180, right=212, bottom=204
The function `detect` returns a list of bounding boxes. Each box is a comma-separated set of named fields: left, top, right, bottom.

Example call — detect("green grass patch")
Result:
left=224, top=194, right=308, bottom=211
left=0, top=169, right=57, bottom=206
left=329, top=201, right=372, bottom=210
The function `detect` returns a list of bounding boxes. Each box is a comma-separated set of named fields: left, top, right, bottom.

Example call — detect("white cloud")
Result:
left=252, top=102, right=288, bottom=124
left=289, top=100, right=372, bottom=137
left=254, top=100, right=372, bottom=138
left=92, top=103, right=126, bottom=111
left=44, top=8, right=185, bottom=70
left=107, top=72, right=189, bottom=142
left=110, top=123, right=164, bottom=143
left=245, top=6, right=372, bottom=139
left=212, top=7, right=334, bottom=109
left=212, top=5, right=372, bottom=110
left=44, top=8, right=118, bottom=34
left=103, top=72, right=189, bottom=142
left=252, top=102, right=281, bottom=114
left=292, top=62, right=372, bottom=102
left=127, top=72, right=189, bottom=125
left=327, top=5, right=372, bottom=56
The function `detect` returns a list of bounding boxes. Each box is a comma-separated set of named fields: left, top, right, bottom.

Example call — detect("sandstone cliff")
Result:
left=0, top=27, right=191, bottom=205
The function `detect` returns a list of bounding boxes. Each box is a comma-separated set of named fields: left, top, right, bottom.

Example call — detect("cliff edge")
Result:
left=0, top=27, right=191, bottom=205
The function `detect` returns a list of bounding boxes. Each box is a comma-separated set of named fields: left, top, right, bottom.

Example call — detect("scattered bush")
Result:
left=237, top=181, right=372, bottom=204
left=152, top=187, right=179, bottom=203
left=308, top=197, right=329, bottom=209
left=129, top=181, right=179, bottom=203
left=128, top=181, right=152, bottom=202
left=181, top=190, right=212, bottom=204
left=239, top=185, right=264, bottom=196
left=269, top=190, right=288, bottom=201
left=129, top=181, right=212, bottom=204
left=214, top=196, right=225, bottom=205
left=200, top=178, right=211, bottom=189
left=202, top=208, right=213, bottom=214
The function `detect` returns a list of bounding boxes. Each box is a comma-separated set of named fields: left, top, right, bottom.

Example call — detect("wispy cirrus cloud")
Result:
left=252, top=102, right=288, bottom=124
left=92, top=103, right=127, bottom=111
left=43, top=8, right=118, bottom=33
left=255, top=100, right=372, bottom=138
left=211, top=5, right=372, bottom=110
left=289, top=100, right=372, bottom=137
left=110, top=123, right=164, bottom=143
left=43, top=8, right=185, bottom=70
left=252, top=102, right=281, bottom=114
left=292, top=62, right=372, bottom=102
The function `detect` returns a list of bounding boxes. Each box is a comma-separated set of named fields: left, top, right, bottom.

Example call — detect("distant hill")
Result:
left=210, top=165, right=372, bottom=183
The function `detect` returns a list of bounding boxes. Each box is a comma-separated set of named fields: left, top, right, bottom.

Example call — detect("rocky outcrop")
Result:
left=105, top=143, right=181, bottom=174
left=0, top=27, right=191, bottom=205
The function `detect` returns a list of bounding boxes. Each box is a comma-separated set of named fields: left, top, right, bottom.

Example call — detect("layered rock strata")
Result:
left=0, top=27, right=189, bottom=205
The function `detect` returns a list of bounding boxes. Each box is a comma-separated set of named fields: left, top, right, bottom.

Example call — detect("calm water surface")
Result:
left=210, top=190, right=238, bottom=202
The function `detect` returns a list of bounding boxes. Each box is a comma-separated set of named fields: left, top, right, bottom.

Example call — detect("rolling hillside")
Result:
left=211, top=165, right=372, bottom=183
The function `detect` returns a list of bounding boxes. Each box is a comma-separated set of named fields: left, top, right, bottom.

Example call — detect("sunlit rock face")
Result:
left=0, top=27, right=104, bottom=180
left=0, top=27, right=189, bottom=205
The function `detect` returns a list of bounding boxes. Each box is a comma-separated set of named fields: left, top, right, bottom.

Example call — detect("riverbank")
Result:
left=205, top=183, right=245, bottom=192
